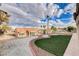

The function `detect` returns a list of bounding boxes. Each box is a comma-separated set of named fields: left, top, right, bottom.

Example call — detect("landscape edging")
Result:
left=29, top=38, right=55, bottom=56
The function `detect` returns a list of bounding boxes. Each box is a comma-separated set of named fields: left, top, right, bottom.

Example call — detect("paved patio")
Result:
left=0, top=36, right=38, bottom=56
left=0, top=35, right=49, bottom=56
left=0, top=35, right=15, bottom=41
left=0, top=34, right=78, bottom=56
left=64, top=33, right=79, bottom=56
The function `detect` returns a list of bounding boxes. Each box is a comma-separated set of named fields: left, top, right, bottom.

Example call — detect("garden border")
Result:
left=29, top=36, right=55, bottom=56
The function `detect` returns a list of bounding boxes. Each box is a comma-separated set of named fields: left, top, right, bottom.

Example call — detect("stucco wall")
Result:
left=15, top=28, right=40, bottom=37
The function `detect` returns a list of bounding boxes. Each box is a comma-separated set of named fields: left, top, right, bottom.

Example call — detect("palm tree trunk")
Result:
left=47, top=19, right=49, bottom=34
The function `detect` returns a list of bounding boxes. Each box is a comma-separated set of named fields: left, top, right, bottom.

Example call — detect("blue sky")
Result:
left=54, top=3, right=72, bottom=23
left=55, top=3, right=69, bottom=9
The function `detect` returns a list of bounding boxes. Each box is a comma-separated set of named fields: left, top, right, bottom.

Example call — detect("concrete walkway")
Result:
left=64, top=33, right=79, bottom=56
left=0, top=36, right=38, bottom=56
left=0, top=35, right=15, bottom=41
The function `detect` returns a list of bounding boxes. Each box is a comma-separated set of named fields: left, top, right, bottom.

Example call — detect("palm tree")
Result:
left=45, top=3, right=50, bottom=34
left=0, top=10, right=9, bottom=24
left=46, top=15, right=50, bottom=34
left=45, top=3, right=58, bottom=34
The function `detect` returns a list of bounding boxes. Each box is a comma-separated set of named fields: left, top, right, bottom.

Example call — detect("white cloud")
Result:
left=46, top=4, right=59, bottom=16
left=64, top=3, right=76, bottom=13
left=57, top=9, right=64, bottom=18
left=66, top=18, right=77, bottom=27
left=56, top=4, right=76, bottom=19
left=49, top=18, right=76, bottom=28
left=16, top=3, right=59, bottom=19
left=50, top=4, right=59, bottom=16
left=48, top=19, right=65, bottom=28
left=56, top=19, right=64, bottom=24
left=0, top=4, right=41, bottom=27
left=14, top=3, right=47, bottom=19
left=0, top=3, right=76, bottom=28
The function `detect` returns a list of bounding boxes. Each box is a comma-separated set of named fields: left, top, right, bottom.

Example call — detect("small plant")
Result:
left=51, top=26, right=57, bottom=32
left=0, top=24, right=10, bottom=35
left=43, top=29, right=46, bottom=34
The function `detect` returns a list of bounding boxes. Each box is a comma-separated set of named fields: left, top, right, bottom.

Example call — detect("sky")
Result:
left=42, top=3, right=76, bottom=28
left=0, top=3, right=76, bottom=28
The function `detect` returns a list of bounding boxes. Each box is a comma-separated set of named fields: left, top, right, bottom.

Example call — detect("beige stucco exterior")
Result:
left=76, top=15, right=79, bottom=39
left=15, top=28, right=43, bottom=37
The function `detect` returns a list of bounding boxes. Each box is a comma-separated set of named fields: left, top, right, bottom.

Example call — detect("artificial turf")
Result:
left=35, top=35, right=72, bottom=56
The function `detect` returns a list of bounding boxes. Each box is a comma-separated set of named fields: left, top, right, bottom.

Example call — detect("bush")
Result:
left=66, top=26, right=76, bottom=32
left=43, top=29, right=46, bottom=34
left=0, top=29, right=4, bottom=35
left=0, top=24, right=10, bottom=35
left=51, top=26, right=57, bottom=32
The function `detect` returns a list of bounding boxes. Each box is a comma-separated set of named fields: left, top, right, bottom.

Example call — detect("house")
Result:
left=14, top=27, right=43, bottom=37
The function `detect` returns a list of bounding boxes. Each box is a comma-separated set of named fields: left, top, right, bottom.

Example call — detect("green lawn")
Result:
left=35, top=35, right=72, bottom=56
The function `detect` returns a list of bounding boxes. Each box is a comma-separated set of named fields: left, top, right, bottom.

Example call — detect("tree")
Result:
left=66, top=26, right=76, bottom=32
left=0, top=10, right=10, bottom=35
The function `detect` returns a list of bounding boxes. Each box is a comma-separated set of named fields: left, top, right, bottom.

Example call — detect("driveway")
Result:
left=0, top=36, right=38, bottom=56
